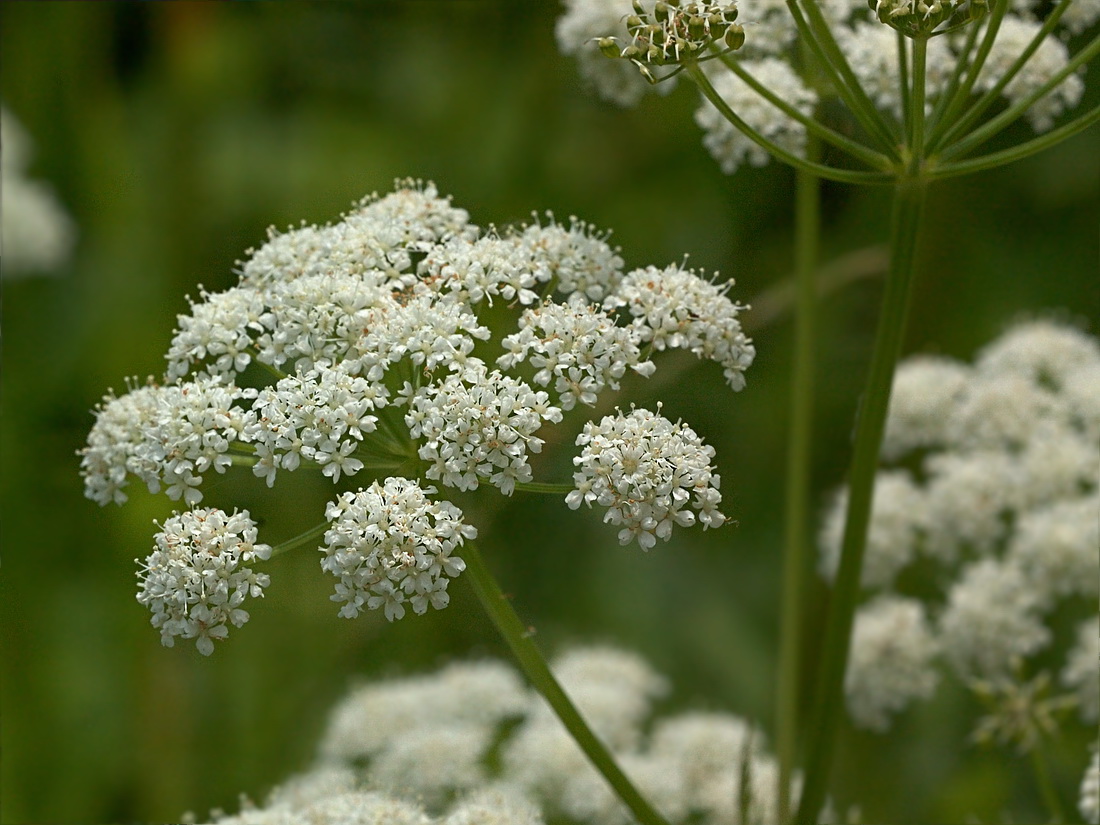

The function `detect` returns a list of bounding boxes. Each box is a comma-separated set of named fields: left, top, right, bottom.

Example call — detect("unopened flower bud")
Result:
left=724, top=23, right=745, bottom=50
left=597, top=37, right=621, bottom=59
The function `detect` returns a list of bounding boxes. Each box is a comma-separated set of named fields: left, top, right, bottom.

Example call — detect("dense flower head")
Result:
left=136, top=508, right=271, bottom=656
left=200, top=646, right=814, bottom=825
left=824, top=318, right=1100, bottom=735
left=320, top=478, right=475, bottom=622
left=1081, top=745, right=1100, bottom=825
left=567, top=406, right=725, bottom=549
left=608, top=263, right=755, bottom=390
left=86, top=180, right=753, bottom=647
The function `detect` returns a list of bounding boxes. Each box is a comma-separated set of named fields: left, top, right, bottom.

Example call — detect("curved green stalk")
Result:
left=685, top=62, right=893, bottom=185
left=1031, top=742, right=1066, bottom=823
left=787, top=0, right=903, bottom=155
left=931, top=103, right=1100, bottom=178
left=927, top=19, right=981, bottom=134
left=940, top=31, right=1100, bottom=160
left=928, top=0, right=1074, bottom=153
left=924, top=0, right=1010, bottom=151
left=796, top=175, right=928, bottom=825
left=462, top=540, right=671, bottom=825
left=514, top=481, right=576, bottom=495
left=269, top=519, right=329, bottom=558
left=775, top=146, right=821, bottom=825
left=715, top=52, right=895, bottom=171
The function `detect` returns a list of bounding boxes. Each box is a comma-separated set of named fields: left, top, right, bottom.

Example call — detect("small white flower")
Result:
left=499, top=298, right=654, bottom=410
left=568, top=406, right=725, bottom=549
left=136, top=508, right=271, bottom=656
left=517, top=214, right=625, bottom=301
left=1081, top=744, right=1100, bottom=825
left=608, top=264, right=755, bottom=389
left=320, top=478, right=475, bottom=622
left=405, top=367, right=562, bottom=495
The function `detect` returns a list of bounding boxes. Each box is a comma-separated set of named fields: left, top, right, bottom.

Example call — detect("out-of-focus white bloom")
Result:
left=1081, top=745, right=1100, bottom=825
left=1, top=107, right=75, bottom=277
left=370, top=723, right=494, bottom=805
left=694, top=58, right=817, bottom=173
left=976, top=318, right=1100, bottom=388
left=975, top=16, right=1085, bottom=132
left=567, top=407, right=725, bottom=549
left=946, top=371, right=1058, bottom=449
left=320, top=478, right=474, bottom=621
left=608, top=263, right=755, bottom=389
left=1062, top=616, right=1100, bottom=724
left=1060, top=0, right=1100, bottom=35
left=938, top=559, right=1052, bottom=679
left=555, top=0, right=673, bottom=107
left=846, top=596, right=941, bottom=731
left=136, top=508, right=271, bottom=656
left=882, top=355, right=971, bottom=458
left=819, top=470, right=926, bottom=588
left=1007, top=495, right=1100, bottom=607
left=499, top=299, right=654, bottom=410
left=405, top=367, right=562, bottom=495
left=921, top=450, right=1018, bottom=559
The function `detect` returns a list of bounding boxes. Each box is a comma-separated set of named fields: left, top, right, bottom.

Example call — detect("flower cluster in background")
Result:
left=556, top=0, right=1097, bottom=174
left=79, top=180, right=755, bottom=652
left=1, top=106, right=75, bottom=277
left=195, top=646, right=810, bottom=825
left=817, top=319, right=1099, bottom=746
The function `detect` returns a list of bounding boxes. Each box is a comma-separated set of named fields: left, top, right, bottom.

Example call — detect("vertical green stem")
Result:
left=1030, top=744, right=1066, bottom=823
left=462, top=540, right=671, bottom=825
left=776, top=146, right=821, bottom=825
left=795, top=174, right=927, bottom=825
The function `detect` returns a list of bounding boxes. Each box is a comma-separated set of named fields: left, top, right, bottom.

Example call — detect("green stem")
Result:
left=910, top=37, right=929, bottom=158
left=462, top=540, right=671, bottom=825
left=685, top=62, right=893, bottom=185
left=776, top=145, right=821, bottom=825
left=927, top=18, right=981, bottom=136
left=940, top=31, right=1100, bottom=161
left=787, top=0, right=902, bottom=156
left=269, top=519, right=329, bottom=558
left=795, top=175, right=928, bottom=825
left=931, top=103, right=1100, bottom=178
left=1030, top=743, right=1066, bottom=823
left=715, top=51, right=895, bottom=171
left=929, top=0, right=1074, bottom=154
left=513, top=481, right=576, bottom=495
left=924, top=0, right=1010, bottom=151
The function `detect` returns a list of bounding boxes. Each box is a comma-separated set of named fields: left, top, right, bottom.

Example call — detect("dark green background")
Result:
left=2, top=3, right=1097, bottom=823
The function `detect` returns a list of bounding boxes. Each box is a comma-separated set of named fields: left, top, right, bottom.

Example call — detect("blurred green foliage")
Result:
left=1, top=3, right=1096, bottom=824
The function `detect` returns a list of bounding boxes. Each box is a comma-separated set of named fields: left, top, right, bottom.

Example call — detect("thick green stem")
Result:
left=776, top=149, right=821, bottom=825
left=795, top=176, right=928, bottom=824
left=462, top=540, right=671, bottom=825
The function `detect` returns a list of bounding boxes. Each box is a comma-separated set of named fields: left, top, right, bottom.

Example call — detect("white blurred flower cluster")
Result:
left=1, top=106, right=75, bottom=277
left=81, top=180, right=754, bottom=648
left=819, top=318, right=1099, bottom=739
left=556, top=0, right=1095, bottom=174
left=198, top=646, right=812, bottom=825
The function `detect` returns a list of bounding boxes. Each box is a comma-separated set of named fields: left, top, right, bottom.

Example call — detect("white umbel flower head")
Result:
left=608, top=263, right=755, bottom=389
left=405, top=367, right=563, bottom=495
left=320, top=478, right=475, bottom=622
left=136, top=508, right=271, bottom=656
left=80, top=378, right=165, bottom=506
left=567, top=406, right=725, bottom=549
left=882, top=355, right=971, bottom=458
left=498, top=298, right=654, bottom=410
left=845, top=596, right=941, bottom=731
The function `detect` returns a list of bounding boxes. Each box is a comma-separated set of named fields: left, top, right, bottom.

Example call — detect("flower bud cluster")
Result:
left=320, top=478, right=474, bottom=622
left=870, top=0, right=986, bottom=36
left=607, top=0, right=744, bottom=74
left=567, top=406, right=725, bottom=549
left=824, top=319, right=1100, bottom=735
left=136, top=508, right=271, bottom=656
